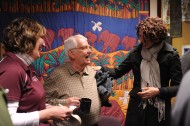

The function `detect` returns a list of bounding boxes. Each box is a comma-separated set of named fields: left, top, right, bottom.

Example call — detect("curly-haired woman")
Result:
left=100, top=17, right=182, bottom=126
left=0, top=18, right=73, bottom=126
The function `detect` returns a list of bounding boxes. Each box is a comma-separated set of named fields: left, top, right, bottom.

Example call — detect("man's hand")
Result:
left=66, top=97, right=80, bottom=107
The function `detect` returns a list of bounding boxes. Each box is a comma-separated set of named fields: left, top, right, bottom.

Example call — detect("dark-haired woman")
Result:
left=100, top=17, right=182, bottom=126
left=0, top=18, right=72, bottom=126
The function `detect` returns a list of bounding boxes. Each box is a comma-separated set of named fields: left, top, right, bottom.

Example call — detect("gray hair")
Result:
left=64, top=34, right=87, bottom=60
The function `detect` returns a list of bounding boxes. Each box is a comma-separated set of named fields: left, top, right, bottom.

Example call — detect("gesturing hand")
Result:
left=91, top=66, right=101, bottom=71
left=137, top=87, right=160, bottom=99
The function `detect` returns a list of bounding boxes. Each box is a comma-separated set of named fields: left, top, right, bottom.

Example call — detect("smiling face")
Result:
left=75, top=39, right=92, bottom=66
left=69, top=36, right=92, bottom=68
left=28, top=37, right=45, bottom=60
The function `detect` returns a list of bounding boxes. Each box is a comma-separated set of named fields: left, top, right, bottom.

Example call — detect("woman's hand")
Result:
left=39, top=105, right=73, bottom=122
left=51, top=106, right=72, bottom=121
left=91, top=66, right=101, bottom=71
left=137, top=87, right=160, bottom=99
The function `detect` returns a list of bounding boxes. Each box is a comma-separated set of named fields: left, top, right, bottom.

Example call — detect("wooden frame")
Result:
left=182, top=45, right=190, bottom=55
left=157, top=0, right=162, bottom=17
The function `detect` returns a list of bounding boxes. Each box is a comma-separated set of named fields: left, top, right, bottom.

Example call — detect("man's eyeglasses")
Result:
left=71, top=46, right=93, bottom=51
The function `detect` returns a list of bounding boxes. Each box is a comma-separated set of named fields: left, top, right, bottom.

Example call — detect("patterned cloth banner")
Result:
left=0, top=1, right=149, bottom=117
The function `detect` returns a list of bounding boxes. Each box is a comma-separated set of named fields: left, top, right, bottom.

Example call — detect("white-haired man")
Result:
left=44, top=35, right=101, bottom=126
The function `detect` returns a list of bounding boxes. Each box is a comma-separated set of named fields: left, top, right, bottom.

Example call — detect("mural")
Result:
left=0, top=0, right=149, bottom=121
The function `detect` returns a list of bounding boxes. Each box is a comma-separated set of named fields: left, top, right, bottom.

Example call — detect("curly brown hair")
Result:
left=137, top=17, right=167, bottom=43
left=2, top=18, right=46, bottom=53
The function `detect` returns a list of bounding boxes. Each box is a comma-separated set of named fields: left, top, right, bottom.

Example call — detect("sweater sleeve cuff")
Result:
left=158, top=88, right=165, bottom=99
left=56, top=99, right=67, bottom=105
left=33, top=111, right=40, bottom=125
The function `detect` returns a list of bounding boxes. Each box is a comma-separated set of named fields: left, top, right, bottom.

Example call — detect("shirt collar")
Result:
left=15, top=53, right=34, bottom=66
left=6, top=52, right=29, bottom=71
left=65, top=61, right=89, bottom=76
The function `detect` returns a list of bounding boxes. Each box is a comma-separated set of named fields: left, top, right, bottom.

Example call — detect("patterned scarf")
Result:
left=140, top=42, right=165, bottom=122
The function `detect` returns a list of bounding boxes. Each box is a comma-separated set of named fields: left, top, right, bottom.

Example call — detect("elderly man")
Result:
left=44, top=35, right=101, bottom=126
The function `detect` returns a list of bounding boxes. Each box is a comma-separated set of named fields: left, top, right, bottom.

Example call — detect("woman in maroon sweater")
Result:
left=0, top=18, right=73, bottom=126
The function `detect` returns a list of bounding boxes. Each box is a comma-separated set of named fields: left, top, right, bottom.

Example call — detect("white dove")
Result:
left=91, top=21, right=102, bottom=32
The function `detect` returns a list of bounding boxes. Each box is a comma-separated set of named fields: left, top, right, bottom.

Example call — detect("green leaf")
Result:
left=44, top=60, right=56, bottom=66
left=47, top=53, right=56, bottom=62
left=52, top=51, right=59, bottom=59
left=59, top=50, right=66, bottom=64
left=32, top=54, right=46, bottom=76
left=46, top=67, right=55, bottom=75
left=111, top=91, right=116, bottom=97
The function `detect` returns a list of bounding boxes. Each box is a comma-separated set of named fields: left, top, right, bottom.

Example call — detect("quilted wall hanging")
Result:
left=0, top=0, right=149, bottom=118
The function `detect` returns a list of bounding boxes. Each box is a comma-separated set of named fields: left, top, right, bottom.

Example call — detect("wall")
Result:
left=150, top=0, right=157, bottom=17
left=172, top=22, right=190, bottom=56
